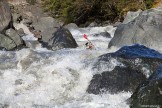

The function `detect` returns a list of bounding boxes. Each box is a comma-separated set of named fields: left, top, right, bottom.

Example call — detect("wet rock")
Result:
left=87, top=44, right=162, bottom=94
left=19, top=50, right=41, bottom=71
left=32, top=30, right=42, bottom=40
left=108, top=8, right=162, bottom=50
left=87, top=66, right=145, bottom=94
left=0, top=52, right=18, bottom=70
left=130, top=64, right=162, bottom=108
left=0, top=0, right=12, bottom=32
left=0, top=47, right=6, bottom=51
left=0, top=103, right=9, bottom=108
left=48, top=28, right=78, bottom=50
left=15, top=79, right=23, bottom=85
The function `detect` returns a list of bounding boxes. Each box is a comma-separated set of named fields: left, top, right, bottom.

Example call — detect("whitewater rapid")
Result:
left=0, top=25, right=131, bottom=108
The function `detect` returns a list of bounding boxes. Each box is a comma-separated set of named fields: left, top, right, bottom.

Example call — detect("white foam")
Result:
left=14, top=23, right=32, bottom=35
left=0, top=25, right=130, bottom=108
left=70, top=25, right=116, bottom=38
left=22, top=34, right=37, bottom=41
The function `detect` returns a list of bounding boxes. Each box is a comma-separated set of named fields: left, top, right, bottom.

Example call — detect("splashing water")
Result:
left=0, top=25, right=131, bottom=108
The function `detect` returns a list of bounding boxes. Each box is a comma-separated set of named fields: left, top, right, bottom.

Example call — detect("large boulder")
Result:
left=122, top=9, right=142, bottom=24
left=0, top=33, right=16, bottom=50
left=130, top=65, right=162, bottom=108
left=48, top=28, right=78, bottom=50
left=33, top=17, right=61, bottom=42
left=87, top=66, right=145, bottom=94
left=5, top=29, right=24, bottom=46
left=9, top=1, right=61, bottom=43
left=0, top=29, right=24, bottom=50
left=0, top=0, right=12, bottom=32
left=108, top=8, right=162, bottom=50
left=87, top=44, right=162, bottom=94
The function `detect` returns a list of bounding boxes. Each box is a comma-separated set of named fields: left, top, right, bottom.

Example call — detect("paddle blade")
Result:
left=83, top=34, right=88, bottom=40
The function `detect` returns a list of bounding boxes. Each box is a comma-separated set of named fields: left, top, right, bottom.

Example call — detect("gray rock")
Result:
left=0, top=51, right=17, bottom=70
left=5, top=29, right=24, bottom=46
left=87, top=44, right=162, bottom=94
left=48, top=28, right=78, bottom=50
left=15, top=79, right=23, bottom=85
left=23, top=19, right=33, bottom=27
left=130, top=64, right=162, bottom=108
left=0, top=33, right=16, bottom=50
left=33, top=17, right=61, bottom=42
left=0, top=28, right=24, bottom=50
left=123, top=9, right=142, bottom=24
left=108, top=8, right=162, bottom=50
left=87, top=66, right=145, bottom=94
left=0, top=0, right=12, bottom=32
left=12, top=13, right=22, bottom=23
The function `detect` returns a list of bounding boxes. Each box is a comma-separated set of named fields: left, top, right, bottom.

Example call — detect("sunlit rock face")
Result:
left=88, top=44, right=162, bottom=94
left=0, top=0, right=12, bottom=32
left=108, top=8, right=162, bottom=51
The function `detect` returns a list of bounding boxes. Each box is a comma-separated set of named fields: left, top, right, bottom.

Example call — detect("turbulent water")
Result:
left=0, top=25, right=131, bottom=108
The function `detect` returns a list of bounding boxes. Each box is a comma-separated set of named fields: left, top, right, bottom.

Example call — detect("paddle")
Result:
left=83, top=34, right=95, bottom=49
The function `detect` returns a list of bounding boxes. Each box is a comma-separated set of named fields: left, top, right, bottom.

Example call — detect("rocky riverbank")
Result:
left=0, top=0, right=162, bottom=108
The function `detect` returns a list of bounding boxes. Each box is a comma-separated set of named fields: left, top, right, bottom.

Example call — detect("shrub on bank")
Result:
left=42, top=0, right=155, bottom=26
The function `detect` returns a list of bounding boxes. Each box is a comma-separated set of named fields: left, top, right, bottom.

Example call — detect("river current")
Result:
left=0, top=25, right=131, bottom=108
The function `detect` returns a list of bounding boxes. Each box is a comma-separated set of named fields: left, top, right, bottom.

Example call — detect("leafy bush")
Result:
left=42, top=0, right=155, bottom=25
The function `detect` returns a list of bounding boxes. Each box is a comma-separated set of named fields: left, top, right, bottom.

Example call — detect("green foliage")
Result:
left=144, top=0, right=155, bottom=8
left=42, top=0, right=155, bottom=25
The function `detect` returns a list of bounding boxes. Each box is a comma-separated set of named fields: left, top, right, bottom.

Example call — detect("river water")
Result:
left=0, top=25, right=131, bottom=108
